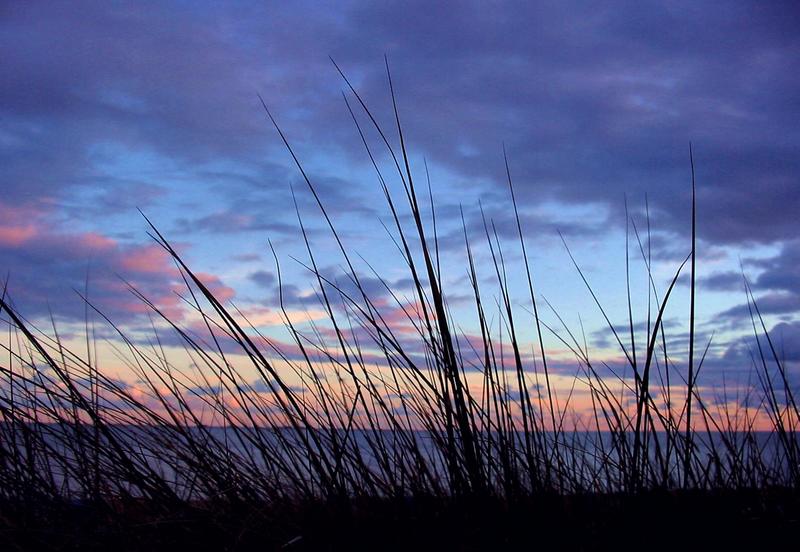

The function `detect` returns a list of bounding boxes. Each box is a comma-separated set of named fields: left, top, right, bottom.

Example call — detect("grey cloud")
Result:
left=750, top=240, right=800, bottom=293
left=3, top=0, right=799, bottom=329
left=717, top=292, right=800, bottom=323
left=248, top=270, right=276, bottom=289
left=2, top=1, right=797, bottom=241
left=699, top=271, right=745, bottom=292
left=710, top=240, right=800, bottom=324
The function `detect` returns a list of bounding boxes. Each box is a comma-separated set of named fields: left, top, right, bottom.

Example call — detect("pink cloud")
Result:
left=120, top=245, right=174, bottom=274
left=195, top=272, right=236, bottom=303
left=0, top=202, right=45, bottom=246
left=0, top=225, right=37, bottom=247
left=0, top=204, right=235, bottom=324
left=78, top=231, right=118, bottom=252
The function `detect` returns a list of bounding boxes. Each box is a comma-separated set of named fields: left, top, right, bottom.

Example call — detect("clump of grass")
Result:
left=0, top=62, right=798, bottom=548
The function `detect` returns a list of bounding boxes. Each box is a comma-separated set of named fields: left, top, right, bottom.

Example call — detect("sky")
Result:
left=1, top=1, right=799, bottom=403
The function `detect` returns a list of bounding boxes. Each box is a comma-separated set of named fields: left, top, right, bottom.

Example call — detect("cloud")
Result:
left=708, top=320, right=800, bottom=384
left=710, top=240, right=800, bottom=324
left=2, top=0, right=799, bottom=336
left=175, top=211, right=299, bottom=235
left=767, top=321, right=800, bottom=362
left=0, top=202, right=187, bottom=322
left=699, top=270, right=744, bottom=292
left=248, top=270, right=276, bottom=289
left=2, top=1, right=797, bottom=241
left=195, top=272, right=236, bottom=303
left=718, top=292, right=800, bottom=323
left=749, top=239, right=800, bottom=293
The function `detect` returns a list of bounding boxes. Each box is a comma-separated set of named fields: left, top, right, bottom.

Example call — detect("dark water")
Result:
left=2, top=423, right=797, bottom=497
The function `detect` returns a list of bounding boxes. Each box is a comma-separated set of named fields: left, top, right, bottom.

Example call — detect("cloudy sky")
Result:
left=1, top=1, right=798, bottom=389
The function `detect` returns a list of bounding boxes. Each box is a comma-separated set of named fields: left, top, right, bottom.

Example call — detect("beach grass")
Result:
left=1, top=62, right=798, bottom=550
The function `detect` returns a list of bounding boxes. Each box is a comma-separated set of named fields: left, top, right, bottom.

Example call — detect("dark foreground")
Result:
left=2, top=490, right=798, bottom=551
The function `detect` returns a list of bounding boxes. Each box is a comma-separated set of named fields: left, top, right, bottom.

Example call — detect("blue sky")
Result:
left=1, top=1, right=798, bottom=392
